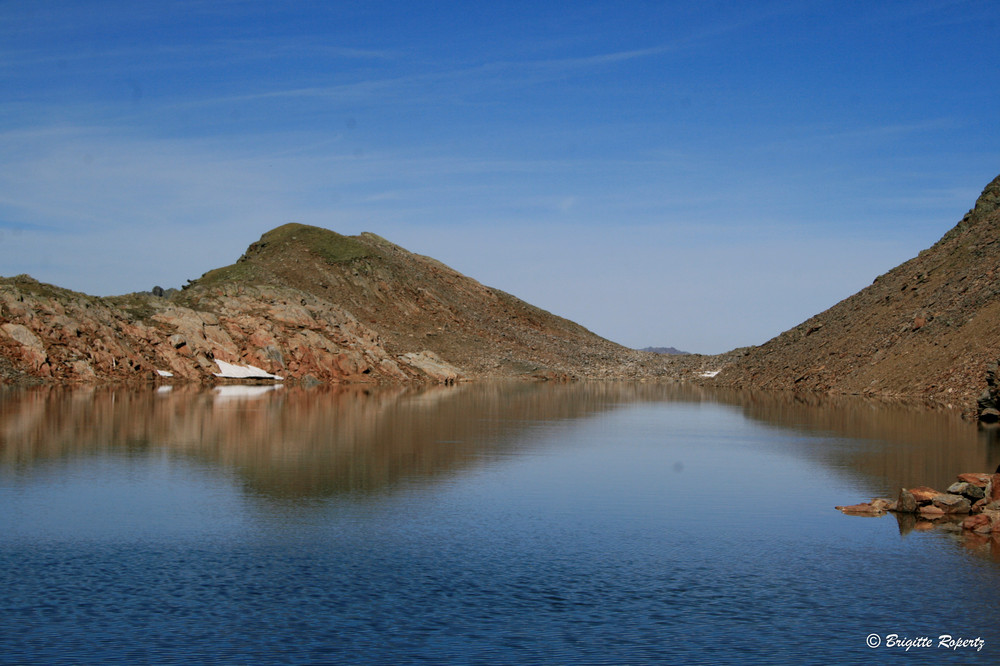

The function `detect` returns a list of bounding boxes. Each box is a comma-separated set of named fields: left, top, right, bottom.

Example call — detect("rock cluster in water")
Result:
left=837, top=472, right=1000, bottom=534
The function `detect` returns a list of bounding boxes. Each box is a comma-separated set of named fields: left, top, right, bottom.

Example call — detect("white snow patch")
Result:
left=212, top=359, right=283, bottom=381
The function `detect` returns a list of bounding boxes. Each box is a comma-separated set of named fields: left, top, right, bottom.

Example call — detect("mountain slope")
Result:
left=718, top=174, right=1000, bottom=415
left=0, top=225, right=693, bottom=384
left=180, top=224, right=642, bottom=378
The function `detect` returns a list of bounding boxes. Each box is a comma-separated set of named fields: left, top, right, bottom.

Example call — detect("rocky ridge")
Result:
left=0, top=225, right=718, bottom=385
left=715, top=174, right=1000, bottom=418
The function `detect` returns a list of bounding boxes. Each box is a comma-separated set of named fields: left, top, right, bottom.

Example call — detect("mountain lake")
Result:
left=2, top=381, right=999, bottom=664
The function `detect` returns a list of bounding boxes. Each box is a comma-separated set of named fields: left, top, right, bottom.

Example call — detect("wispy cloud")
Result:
left=0, top=0, right=994, bottom=352
left=157, top=18, right=744, bottom=111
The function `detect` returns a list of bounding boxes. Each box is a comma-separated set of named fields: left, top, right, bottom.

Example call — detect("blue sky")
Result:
left=1, top=1, right=997, bottom=353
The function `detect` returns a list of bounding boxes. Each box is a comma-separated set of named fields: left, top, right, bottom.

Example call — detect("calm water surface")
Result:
left=2, top=382, right=1000, bottom=664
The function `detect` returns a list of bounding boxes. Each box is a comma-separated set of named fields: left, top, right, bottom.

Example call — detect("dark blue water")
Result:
left=2, top=384, right=998, bottom=664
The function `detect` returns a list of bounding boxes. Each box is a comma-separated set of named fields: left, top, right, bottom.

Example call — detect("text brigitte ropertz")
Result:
left=866, top=633, right=985, bottom=652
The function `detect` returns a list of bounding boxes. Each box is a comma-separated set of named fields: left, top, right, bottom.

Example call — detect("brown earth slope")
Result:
left=181, top=224, right=666, bottom=379
left=0, top=224, right=713, bottom=385
left=717, top=174, right=1000, bottom=417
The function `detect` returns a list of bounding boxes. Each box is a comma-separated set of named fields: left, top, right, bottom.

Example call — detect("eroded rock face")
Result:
left=399, top=351, right=462, bottom=384
left=0, top=278, right=455, bottom=385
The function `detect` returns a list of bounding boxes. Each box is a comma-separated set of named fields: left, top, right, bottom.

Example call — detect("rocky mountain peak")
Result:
left=970, top=173, right=1000, bottom=221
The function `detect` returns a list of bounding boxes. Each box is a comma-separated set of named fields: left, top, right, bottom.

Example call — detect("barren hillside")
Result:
left=718, top=174, right=1000, bottom=417
left=0, top=224, right=712, bottom=385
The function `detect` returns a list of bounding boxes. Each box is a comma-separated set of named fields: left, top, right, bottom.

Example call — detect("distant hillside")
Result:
left=640, top=346, right=689, bottom=355
left=718, top=174, right=1000, bottom=418
left=0, top=224, right=714, bottom=385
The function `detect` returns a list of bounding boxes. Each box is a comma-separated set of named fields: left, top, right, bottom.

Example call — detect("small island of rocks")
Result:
left=837, top=471, right=1000, bottom=535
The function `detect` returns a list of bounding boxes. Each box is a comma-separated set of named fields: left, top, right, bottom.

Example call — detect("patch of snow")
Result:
left=699, top=370, right=721, bottom=378
left=155, top=369, right=174, bottom=378
left=212, top=359, right=283, bottom=381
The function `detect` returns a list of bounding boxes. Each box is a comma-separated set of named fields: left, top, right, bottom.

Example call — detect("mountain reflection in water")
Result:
left=1, top=382, right=668, bottom=498
left=710, top=389, right=998, bottom=495
left=5, top=382, right=1000, bottom=664
left=0, top=382, right=992, bottom=501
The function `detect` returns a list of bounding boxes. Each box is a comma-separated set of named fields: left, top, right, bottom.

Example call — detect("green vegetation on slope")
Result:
left=254, top=223, right=371, bottom=264
left=187, top=223, right=374, bottom=290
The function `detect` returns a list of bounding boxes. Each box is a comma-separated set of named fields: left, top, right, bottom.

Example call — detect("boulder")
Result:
left=896, top=488, right=917, bottom=513
left=947, top=481, right=985, bottom=501
left=957, top=473, right=991, bottom=487
left=988, top=474, right=1000, bottom=503
left=69, top=359, right=96, bottom=379
left=909, top=486, right=942, bottom=504
left=932, top=494, right=972, bottom=514
left=1, top=322, right=45, bottom=351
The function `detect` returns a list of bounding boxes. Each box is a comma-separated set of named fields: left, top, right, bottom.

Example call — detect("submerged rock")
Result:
left=835, top=502, right=886, bottom=516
